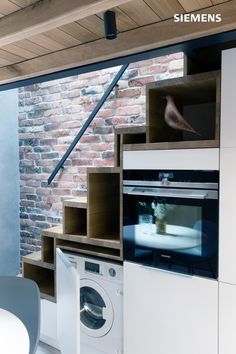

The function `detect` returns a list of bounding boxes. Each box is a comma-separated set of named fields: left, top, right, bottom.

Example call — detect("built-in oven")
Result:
left=123, top=170, right=219, bottom=279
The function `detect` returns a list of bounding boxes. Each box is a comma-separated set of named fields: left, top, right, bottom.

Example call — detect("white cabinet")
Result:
left=123, top=148, right=219, bottom=170
left=124, top=262, right=218, bottom=354
left=219, top=282, right=236, bottom=354
left=219, top=148, right=236, bottom=284
left=221, top=48, right=236, bottom=148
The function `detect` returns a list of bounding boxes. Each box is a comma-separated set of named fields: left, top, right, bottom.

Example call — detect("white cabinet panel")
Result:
left=219, top=282, right=236, bottom=354
left=123, top=149, right=219, bottom=170
left=221, top=48, right=236, bottom=148
left=57, top=249, right=80, bottom=354
left=219, top=148, right=236, bottom=284
left=40, top=299, right=59, bottom=349
left=124, top=262, right=218, bottom=354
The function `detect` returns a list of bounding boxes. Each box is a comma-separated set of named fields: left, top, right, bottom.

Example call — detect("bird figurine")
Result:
left=164, top=95, right=200, bottom=136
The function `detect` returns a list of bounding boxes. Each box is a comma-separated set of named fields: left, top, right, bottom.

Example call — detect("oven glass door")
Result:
left=123, top=191, right=218, bottom=279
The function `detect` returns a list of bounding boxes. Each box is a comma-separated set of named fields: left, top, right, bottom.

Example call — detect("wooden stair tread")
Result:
left=63, top=196, right=87, bottom=208
left=42, top=225, right=63, bottom=237
left=87, top=166, right=121, bottom=174
left=23, top=251, right=54, bottom=270
left=23, top=250, right=42, bottom=263
left=115, top=125, right=146, bottom=134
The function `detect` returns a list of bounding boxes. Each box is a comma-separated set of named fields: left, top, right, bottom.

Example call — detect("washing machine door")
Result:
left=80, top=279, right=114, bottom=338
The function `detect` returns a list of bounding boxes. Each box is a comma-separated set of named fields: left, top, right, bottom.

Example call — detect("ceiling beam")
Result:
left=0, top=0, right=132, bottom=47
left=0, top=0, right=236, bottom=85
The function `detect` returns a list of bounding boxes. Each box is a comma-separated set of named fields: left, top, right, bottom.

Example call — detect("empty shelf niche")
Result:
left=23, top=263, right=55, bottom=298
left=88, top=171, right=120, bottom=240
left=42, top=235, right=54, bottom=264
left=146, top=71, right=220, bottom=147
left=63, top=206, right=87, bottom=236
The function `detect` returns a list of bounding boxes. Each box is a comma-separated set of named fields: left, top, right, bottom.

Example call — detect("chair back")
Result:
left=0, top=276, right=40, bottom=354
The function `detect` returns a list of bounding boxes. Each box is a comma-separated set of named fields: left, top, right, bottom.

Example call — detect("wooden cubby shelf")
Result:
left=63, top=196, right=87, bottom=236
left=23, top=254, right=55, bottom=302
left=146, top=70, right=220, bottom=148
left=87, top=167, right=121, bottom=241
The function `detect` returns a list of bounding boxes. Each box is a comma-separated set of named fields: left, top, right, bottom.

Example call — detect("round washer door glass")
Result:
left=80, top=279, right=114, bottom=338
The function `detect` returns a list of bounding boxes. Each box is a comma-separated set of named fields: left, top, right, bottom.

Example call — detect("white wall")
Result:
left=0, top=89, right=20, bottom=275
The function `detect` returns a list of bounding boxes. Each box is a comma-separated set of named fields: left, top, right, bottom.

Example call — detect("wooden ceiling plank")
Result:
left=28, top=33, right=66, bottom=51
left=14, top=39, right=50, bottom=55
left=0, top=48, right=24, bottom=62
left=9, top=0, right=39, bottom=7
left=0, top=0, right=235, bottom=84
left=177, top=0, right=212, bottom=12
left=0, top=0, right=133, bottom=47
left=59, top=22, right=98, bottom=43
left=0, top=0, right=20, bottom=15
left=212, top=0, right=230, bottom=3
left=77, top=15, right=105, bottom=37
left=119, top=0, right=161, bottom=26
left=144, top=0, right=185, bottom=19
left=43, top=28, right=81, bottom=47
left=2, top=43, right=36, bottom=59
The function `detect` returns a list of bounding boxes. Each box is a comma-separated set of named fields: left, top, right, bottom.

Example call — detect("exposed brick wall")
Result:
left=19, top=53, right=184, bottom=256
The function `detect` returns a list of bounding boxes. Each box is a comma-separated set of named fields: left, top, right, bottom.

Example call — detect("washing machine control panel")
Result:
left=85, top=261, right=100, bottom=274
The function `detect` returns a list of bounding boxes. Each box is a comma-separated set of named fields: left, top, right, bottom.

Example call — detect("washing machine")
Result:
left=66, top=253, right=123, bottom=354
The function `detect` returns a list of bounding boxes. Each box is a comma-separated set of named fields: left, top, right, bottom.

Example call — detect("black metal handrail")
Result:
left=48, top=64, right=129, bottom=185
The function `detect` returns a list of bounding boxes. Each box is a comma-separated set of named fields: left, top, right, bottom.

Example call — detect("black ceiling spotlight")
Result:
left=104, top=10, right=117, bottom=40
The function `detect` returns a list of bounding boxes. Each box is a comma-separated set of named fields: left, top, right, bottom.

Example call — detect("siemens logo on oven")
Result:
left=174, top=14, right=222, bottom=23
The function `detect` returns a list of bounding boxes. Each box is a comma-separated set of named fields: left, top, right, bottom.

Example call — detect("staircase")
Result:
left=22, top=125, right=145, bottom=302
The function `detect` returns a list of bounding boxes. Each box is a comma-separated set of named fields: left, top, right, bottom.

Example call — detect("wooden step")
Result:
left=87, top=166, right=121, bottom=173
left=115, top=125, right=146, bottom=135
left=23, top=251, right=56, bottom=302
left=114, top=125, right=146, bottom=167
left=42, top=225, right=63, bottom=237
left=63, top=196, right=87, bottom=209
left=23, top=251, right=54, bottom=270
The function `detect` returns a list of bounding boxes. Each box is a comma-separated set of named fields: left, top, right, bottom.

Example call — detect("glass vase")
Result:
left=155, top=217, right=167, bottom=235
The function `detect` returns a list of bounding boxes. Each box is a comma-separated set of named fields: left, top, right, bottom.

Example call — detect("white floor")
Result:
left=36, top=342, right=61, bottom=354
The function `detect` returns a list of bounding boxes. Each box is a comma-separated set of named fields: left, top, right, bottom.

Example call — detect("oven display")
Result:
left=85, top=261, right=100, bottom=274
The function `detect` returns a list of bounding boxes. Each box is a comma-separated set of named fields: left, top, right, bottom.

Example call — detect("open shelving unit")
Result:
left=120, top=70, right=220, bottom=152
left=23, top=167, right=123, bottom=301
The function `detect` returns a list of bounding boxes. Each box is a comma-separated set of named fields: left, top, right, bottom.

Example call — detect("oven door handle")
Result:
left=123, top=186, right=216, bottom=199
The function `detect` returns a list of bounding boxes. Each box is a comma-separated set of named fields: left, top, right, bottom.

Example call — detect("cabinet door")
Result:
left=219, top=148, right=236, bottom=284
left=40, top=299, right=59, bottom=349
left=57, top=249, right=80, bottom=354
left=219, top=282, right=236, bottom=354
left=221, top=48, right=236, bottom=148
left=124, top=262, right=218, bottom=354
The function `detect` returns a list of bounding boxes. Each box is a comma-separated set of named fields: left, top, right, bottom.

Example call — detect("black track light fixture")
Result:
left=104, top=10, right=117, bottom=40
